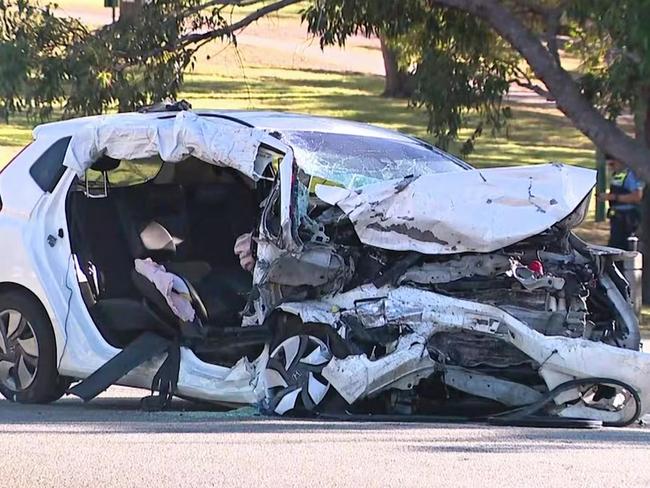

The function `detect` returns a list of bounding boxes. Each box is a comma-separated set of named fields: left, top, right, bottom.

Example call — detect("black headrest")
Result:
left=91, top=155, right=121, bottom=172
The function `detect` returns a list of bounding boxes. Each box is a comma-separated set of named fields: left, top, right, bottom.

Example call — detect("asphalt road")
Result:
left=2, top=386, right=650, bottom=488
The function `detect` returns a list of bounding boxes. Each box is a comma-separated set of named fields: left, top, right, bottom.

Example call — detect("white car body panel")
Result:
left=0, top=109, right=647, bottom=424
left=0, top=112, right=292, bottom=405
left=0, top=137, right=74, bottom=363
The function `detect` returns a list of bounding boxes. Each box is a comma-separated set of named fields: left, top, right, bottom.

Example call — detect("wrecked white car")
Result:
left=0, top=107, right=647, bottom=426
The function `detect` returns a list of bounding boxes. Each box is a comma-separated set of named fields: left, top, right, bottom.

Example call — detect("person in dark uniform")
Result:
left=597, top=154, right=645, bottom=250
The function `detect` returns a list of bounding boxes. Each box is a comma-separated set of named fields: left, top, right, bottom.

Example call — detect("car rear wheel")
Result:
left=0, top=291, right=68, bottom=403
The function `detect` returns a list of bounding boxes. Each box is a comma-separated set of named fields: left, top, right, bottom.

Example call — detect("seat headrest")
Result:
left=91, top=155, right=121, bottom=172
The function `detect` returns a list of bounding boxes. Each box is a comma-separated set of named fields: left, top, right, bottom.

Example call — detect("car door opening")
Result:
left=65, top=154, right=267, bottom=365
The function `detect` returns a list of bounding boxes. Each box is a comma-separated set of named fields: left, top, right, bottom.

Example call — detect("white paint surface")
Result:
left=316, top=163, right=595, bottom=254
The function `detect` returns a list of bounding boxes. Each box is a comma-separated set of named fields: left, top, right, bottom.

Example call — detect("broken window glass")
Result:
left=283, top=131, right=467, bottom=190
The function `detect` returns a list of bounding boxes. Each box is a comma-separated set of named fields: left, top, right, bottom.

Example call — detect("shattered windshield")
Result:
left=283, top=131, right=468, bottom=190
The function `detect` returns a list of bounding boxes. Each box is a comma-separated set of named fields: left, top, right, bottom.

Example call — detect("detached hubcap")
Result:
left=0, top=310, right=39, bottom=391
left=264, top=335, right=332, bottom=415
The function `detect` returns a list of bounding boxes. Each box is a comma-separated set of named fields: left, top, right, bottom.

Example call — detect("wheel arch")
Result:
left=0, top=281, right=61, bottom=359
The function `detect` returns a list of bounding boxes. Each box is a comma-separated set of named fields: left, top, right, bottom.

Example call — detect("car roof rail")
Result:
left=137, top=99, right=192, bottom=114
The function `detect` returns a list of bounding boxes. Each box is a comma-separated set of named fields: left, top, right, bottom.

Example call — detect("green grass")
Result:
left=0, top=116, right=32, bottom=164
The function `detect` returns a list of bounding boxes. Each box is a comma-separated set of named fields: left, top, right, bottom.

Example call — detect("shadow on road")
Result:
left=2, top=393, right=650, bottom=454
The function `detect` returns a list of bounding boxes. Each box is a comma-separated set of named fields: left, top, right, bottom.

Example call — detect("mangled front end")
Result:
left=251, top=162, right=649, bottom=426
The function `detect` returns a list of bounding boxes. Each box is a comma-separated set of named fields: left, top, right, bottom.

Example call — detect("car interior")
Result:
left=66, top=154, right=271, bottom=360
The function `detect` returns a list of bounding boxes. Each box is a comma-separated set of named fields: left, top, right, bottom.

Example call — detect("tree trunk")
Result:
left=634, top=88, right=650, bottom=303
left=380, top=36, right=412, bottom=98
left=434, top=0, right=650, bottom=183
left=119, top=0, right=144, bottom=23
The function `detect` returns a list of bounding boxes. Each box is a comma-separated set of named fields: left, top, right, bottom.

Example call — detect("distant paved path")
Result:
left=1, top=387, right=650, bottom=488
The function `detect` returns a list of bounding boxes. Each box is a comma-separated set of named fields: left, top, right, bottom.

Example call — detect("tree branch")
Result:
left=511, top=78, right=553, bottom=100
left=181, top=0, right=302, bottom=45
left=111, top=0, right=300, bottom=71
left=431, top=0, right=650, bottom=181
left=179, top=0, right=264, bottom=20
left=510, top=66, right=553, bottom=99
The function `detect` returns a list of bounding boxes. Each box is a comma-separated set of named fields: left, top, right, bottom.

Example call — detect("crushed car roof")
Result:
left=32, top=109, right=417, bottom=142
left=41, top=111, right=289, bottom=180
left=34, top=110, right=427, bottom=181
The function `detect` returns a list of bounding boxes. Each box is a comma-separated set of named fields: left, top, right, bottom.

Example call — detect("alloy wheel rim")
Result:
left=264, top=335, right=332, bottom=415
left=0, top=310, right=39, bottom=392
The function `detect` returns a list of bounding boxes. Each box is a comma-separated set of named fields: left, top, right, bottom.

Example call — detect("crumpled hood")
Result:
left=315, top=163, right=595, bottom=255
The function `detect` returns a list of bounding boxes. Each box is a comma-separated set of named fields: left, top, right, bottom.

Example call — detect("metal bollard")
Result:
left=628, top=236, right=639, bottom=252
left=624, top=236, right=643, bottom=317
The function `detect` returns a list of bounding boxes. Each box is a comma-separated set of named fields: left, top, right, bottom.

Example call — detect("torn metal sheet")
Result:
left=276, top=302, right=339, bottom=325
left=279, top=283, right=650, bottom=424
left=266, top=245, right=350, bottom=287
left=315, top=163, right=595, bottom=254
left=62, top=111, right=277, bottom=180
left=443, top=366, right=543, bottom=407
left=399, top=254, right=512, bottom=285
left=322, top=334, right=438, bottom=404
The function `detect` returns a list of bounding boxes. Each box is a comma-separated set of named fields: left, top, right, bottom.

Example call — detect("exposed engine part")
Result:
left=599, top=272, right=640, bottom=349
left=509, top=263, right=565, bottom=291
left=399, top=254, right=512, bottom=285
left=266, top=245, right=351, bottom=288
left=500, top=306, right=586, bottom=338
left=427, top=331, right=534, bottom=368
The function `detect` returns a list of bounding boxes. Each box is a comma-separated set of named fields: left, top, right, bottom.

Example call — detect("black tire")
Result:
left=0, top=291, right=67, bottom=403
left=263, top=314, right=350, bottom=416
